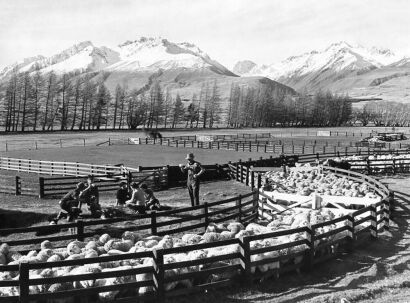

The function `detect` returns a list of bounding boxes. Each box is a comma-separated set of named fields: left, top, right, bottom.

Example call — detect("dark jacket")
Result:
left=180, top=161, right=205, bottom=184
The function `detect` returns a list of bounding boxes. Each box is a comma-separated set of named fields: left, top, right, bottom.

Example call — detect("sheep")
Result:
left=70, top=264, right=102, bottom=289
left=135, top=259, right=155, bottom=295
left=97, top=266, right=136, bottom=301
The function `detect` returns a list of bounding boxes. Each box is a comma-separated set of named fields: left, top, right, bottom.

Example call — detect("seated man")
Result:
left=140, top=183, right=161, bottom=211
left=79, top=175, right=101, bottom=217
left=54, top=182, right=86, bottom=223
left=125, top=182, right=146, bottom=214
left=116, top=181, right=130, bottom=207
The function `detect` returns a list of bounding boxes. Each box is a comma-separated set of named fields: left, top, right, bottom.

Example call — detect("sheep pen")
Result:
left=1, top=151, right=399, bottom=303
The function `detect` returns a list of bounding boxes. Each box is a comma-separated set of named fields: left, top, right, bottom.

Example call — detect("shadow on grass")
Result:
left=0, top=208, right=51, bottom=230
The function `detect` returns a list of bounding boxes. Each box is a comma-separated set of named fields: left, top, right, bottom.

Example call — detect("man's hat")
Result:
left=185, top=153, right=195, bottom=160
left=119, top=181, right=127, bottom=186
left=76, top=182, right=86, bottom=190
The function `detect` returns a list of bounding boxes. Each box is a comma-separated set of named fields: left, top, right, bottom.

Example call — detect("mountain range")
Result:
left=2, top=38, right=410, bottom=105
left=233, top=41, right=410, bottom=103
left=0, top=38, right=294, bottom=109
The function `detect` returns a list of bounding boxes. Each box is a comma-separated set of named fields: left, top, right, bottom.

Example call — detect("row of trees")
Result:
left=352, top=102, right=410, bottom=127
left=227, top=85, right=352, bottom=127
left=0, top=68, right=369, bottom=132
left=0, top=70, right=225, bottom=131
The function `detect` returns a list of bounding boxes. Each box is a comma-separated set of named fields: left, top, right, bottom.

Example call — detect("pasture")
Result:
left=1, top=126, right=410, bottom=303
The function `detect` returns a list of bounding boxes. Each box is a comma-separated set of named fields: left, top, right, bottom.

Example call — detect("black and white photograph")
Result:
left=0, top=0, right=410, bottom=302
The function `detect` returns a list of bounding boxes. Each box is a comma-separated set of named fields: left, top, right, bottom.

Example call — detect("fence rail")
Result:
left=0, top=157, right=123, bottom=176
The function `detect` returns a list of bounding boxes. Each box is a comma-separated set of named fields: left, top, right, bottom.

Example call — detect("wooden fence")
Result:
left=0, top=191, right=389, bottom=303
left=0, top=191, right=257, bottom=250
left=38, top=167, right=168, bottom=198
left=129, top=137, right=409, bottom=155
left=1, top=148, right=408, bottom=197
left=0, top=157, right=123, bottom=176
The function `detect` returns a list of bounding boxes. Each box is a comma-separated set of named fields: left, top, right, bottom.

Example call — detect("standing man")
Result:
left=179, top=153, right=205, bottom=207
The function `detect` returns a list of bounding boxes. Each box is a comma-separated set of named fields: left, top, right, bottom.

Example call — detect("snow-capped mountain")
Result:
left=107, top=37, right=235, bottom=76
left=236, top=41, right=402, bottom=81
left=232, top=60, right=257, bottom=75
left=0, top=37, right=236, bottom=80
left=232, top=41, right=410, bottom=103
left=0, top=41, right=120, bottom=79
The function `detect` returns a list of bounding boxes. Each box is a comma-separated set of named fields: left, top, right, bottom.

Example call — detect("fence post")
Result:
left=153, top=249, right=165, bottom=303
left=251, top=170, right=255, bottom=189
left=15, top=176, right=21, bottom=195
left=253, top=189, right=259, bottom=212
left=83, top=138, right=86, bottom=146
left=257, top=173, right=262, bottom=189
left=308, top=226, right=315, bottom=270
left=370, top=205, right=378, bottom=239
left=77, top=220, right=84, bottom=241
left=392, top=159, right=396, bottom=174
left=236, top=160, right=241, bottom=181
left=260, top=197, right=265, bottom=218
left=39, top=177, right=45, bottom=198
left=367, top=159, right=371, bottom=175
left=384, top=197, right=391, bottom=231
left=240, top=163, right=244, bottom=184
left=239, top=236, right=252, bottom=285
left=245, top=165, right=250, bottom=186
left=151, top=211, right=157, bottom=235
left=19, top=260, right=30, bottom=303
left=347, top=214, right=355, bottom=252
left=203, top=202, right=209, bottom=230
left=237, top=195, right=242, bottom=222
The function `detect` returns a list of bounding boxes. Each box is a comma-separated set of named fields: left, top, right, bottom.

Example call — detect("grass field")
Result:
left=1, top=126, right=409, bottom=152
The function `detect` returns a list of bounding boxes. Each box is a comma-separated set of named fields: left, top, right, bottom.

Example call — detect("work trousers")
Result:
left=59, top=200, right=78, bottom=215
left=187, top=181, right=200, bottom=207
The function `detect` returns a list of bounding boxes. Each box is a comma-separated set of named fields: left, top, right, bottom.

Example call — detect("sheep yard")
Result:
left=1, top=127, right=410, bottom=303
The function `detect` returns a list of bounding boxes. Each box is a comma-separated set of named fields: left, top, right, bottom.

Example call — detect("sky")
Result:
left=1, top=0, right=410, bottom=70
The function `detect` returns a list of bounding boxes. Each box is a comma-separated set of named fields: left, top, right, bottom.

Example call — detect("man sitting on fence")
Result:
left=79, top=175, right=102, bottom=217
left=140, top=183, right=161, bottom=211
left=125, top=182, right=146, bottom=214
left=52, top=182, right=86, bottom=223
